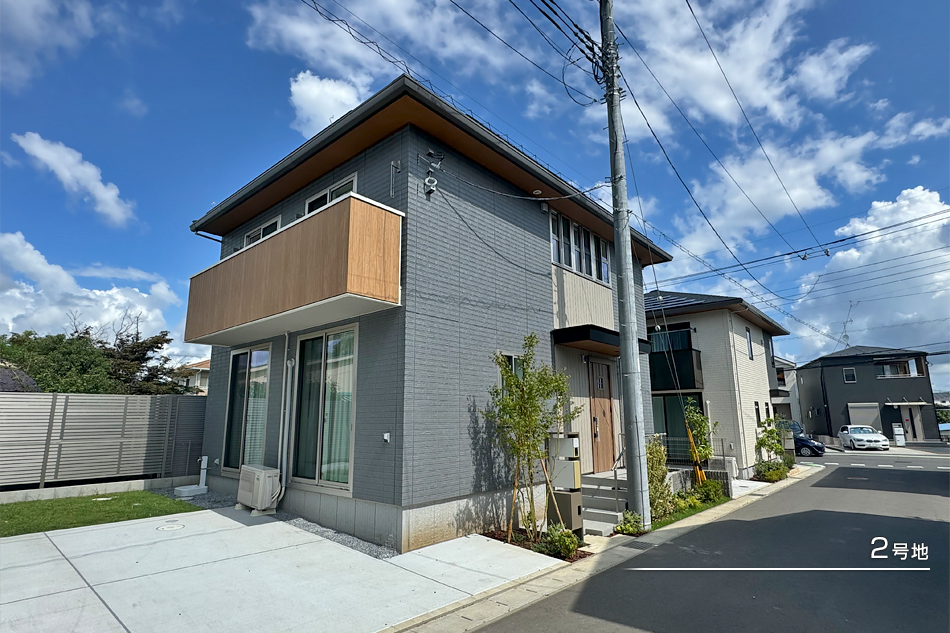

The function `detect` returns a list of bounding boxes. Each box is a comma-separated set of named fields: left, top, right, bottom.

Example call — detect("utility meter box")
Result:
left=548, top=490, right=583, bottom=531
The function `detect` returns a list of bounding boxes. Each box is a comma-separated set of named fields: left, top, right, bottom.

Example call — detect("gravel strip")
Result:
left=149, top=488, right=397, bottom=559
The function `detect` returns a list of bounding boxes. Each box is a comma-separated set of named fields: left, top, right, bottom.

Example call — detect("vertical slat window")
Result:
left=551, top=213, right=562, bottom=264
left=573, top=225, right=582, bottom=272
left=242, top=350, right=269, bottom=465
left=561, top=216, right=572, bottom=267
left=321, top=331, right=355, bottom=484
left=582, top=228, right=592, bottom=276
left=223, top=353, right=249, bottom=469
left=293, top=337, right=324, bottom=479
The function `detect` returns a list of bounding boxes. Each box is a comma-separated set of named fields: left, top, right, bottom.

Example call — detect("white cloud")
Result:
left=0, top=0, right=95, bottom=90
left=793, top=38, right=873, bottom=101
left=908, top=155, right=921, bottom=166
left=868, top=98, right=889, bottom=113
left=70, top=265, right=164, bottom=282
left=780, top=188, right=950, bottom=385
left=878, top=112, right=950, bottom=149
left=118, top=89, right=148, bottom=117
left=11, top=132, right=136, bottom=227
left=289, top=72, right=366, bottom=138
left=525, top=79, right=556, bottom=120
left=0, top=232, right=180, bottom=339
left=0, top=151, right=19, bottom=167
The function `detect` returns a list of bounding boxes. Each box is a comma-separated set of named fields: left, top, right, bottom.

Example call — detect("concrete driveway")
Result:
left=0, top=508, right=562, bottom=633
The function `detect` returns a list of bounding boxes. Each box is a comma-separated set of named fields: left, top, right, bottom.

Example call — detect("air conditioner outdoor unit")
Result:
left=236, top=464, right=280, bottom=514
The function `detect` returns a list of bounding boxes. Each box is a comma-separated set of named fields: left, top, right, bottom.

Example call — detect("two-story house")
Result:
left=770, top=356, right=801, bottom=424
left=797, top=346, right=938, bottom=442
left=183, top=75, right=671, bottom=552
left=643, top=291, right=789, bottom=478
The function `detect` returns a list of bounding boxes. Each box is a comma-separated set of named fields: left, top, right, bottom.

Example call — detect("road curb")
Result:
left=396, top=465, right=825, bottom=632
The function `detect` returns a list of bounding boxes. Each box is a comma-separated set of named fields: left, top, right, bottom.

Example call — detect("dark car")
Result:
left=794, top=434, right=825, bottom=457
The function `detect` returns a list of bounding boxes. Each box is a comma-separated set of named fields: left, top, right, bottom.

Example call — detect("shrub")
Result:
left=782, top=452, right=797, bottom=471
left=694, top=478, right=725, bottom=503
left=752, top=460, right=788, bottom=483
left=614, top=511, right=643, bottom=535
left=672, top=490, right=702, bottom=513
left=684, top=397, right=719, bottom=461
left=755, top=427, right=785, bottom=462
left=646, top=436, right=675, bottom=519
left=532, top=522, right=579, bottom=559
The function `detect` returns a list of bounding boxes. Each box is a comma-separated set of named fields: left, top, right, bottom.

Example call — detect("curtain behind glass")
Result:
left=223, top=353, right=249, bottom=469
left=242, top=349, right=269, bottom=466
left=294, top=337, right=324, bottom=479
left=321, top=331, right=354, bottom=484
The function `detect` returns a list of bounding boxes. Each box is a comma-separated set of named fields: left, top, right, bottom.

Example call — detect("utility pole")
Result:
left=599, top=0, right=651, bottom=529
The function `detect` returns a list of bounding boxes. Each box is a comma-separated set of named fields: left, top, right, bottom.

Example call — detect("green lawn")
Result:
left=0, top=491, right=201, bottom=538
left=650, top=496, right=730, bottom=531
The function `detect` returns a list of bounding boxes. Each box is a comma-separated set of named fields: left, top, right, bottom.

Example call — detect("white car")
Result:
left=838, top=425, right=890, bottom=451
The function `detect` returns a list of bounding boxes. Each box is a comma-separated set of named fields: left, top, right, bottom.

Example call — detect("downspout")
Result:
left=819, top=367, right=832, bottom=437
left=276, top=332, right=295, bottom=504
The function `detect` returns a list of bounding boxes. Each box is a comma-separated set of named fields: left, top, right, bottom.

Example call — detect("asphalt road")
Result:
left=804, top=444, right=950, bottom=472
left=477, top=462, right=950, bottom=633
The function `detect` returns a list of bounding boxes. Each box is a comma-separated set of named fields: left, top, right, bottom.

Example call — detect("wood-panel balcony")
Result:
left=184, top=193, right=402, bottom=346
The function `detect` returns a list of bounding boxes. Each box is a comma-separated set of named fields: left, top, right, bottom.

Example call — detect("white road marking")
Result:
left=826, top=462, right=839, bottom=465
left=877, top=464, right=894, bottom=468
left=907, top=465, right=924, bottom=469
left=850, top=464, right=866, bottom=467
left=938, top=466, right=950, bottom=470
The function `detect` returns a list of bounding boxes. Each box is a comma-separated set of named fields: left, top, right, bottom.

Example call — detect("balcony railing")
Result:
left=649, top=348, right=703, bottom=391
left=184, top=193, right=402, bottom=346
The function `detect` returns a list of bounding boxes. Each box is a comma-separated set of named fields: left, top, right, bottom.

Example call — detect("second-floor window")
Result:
left=875, top=358, right=925, bottom=378
left=305, top=175, right=356, bottom=215
left=550, top=211, right=610, bottom=283
left=650, top=324, right=691, bottom=352
left=776, top=368, right=786, bottom=387
left=244, top=217, right=279, bottom=247
left=746, top=327, right=754, bottom=360
left=843, top=368, right=856, bottom=383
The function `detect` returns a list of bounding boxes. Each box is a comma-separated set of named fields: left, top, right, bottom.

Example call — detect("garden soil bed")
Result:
left=482, top=529, right=593, bottom=563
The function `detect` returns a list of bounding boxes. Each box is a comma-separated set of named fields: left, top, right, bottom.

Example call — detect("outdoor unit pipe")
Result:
left=276, top=331, right=295, bottom=505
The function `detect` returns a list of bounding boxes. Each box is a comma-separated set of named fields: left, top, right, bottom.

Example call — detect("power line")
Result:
left=615, top=24, right=797, bottom=253
left=448, top=0, right=599, bottom=103
left=617, top=67, right=794, bottom=302
left=782, top=318, right=950, bottom=342
left=683, top=0, right=823, bottom=249
left=751, top=272, right=950, bottom=308
left=766, top=259, right=950, bottom=299
left=654, top=207, right=950, bottom=285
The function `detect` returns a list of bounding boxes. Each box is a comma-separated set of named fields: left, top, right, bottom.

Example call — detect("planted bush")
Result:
left=694, top=478, right=725, bottom=503
left=672, top=490, right=703, bottom=513
left=614, top=510, right=643, bottom=535
left=782, top=452, right=797, bottom=471
left=752, top=460, right=789, bottom=483
left=647, top=436, right=675, bottom=519
left=533, top=522, right=579, bottom=559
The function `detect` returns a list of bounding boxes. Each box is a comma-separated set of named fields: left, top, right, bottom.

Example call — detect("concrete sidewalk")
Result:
left=0, top=508, right=562, bottom=633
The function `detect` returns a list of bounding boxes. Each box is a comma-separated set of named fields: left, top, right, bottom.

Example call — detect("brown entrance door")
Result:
left=589, top=361, right=615, bottom=473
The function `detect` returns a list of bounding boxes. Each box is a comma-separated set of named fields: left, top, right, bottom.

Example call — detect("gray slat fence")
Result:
left=0, top=393, right=205, bottom=488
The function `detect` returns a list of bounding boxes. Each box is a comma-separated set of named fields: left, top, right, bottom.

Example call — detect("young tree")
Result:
left=485, top=333, right=580, bottom=542
left=683, top=397, right=719, bottom=461
left=755, top=418, right=785, bottom=462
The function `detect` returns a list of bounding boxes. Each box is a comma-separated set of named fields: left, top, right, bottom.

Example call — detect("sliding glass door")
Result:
left=293, top=328, right=356, bottom=487
left=223, top=346, right=270, bottom=470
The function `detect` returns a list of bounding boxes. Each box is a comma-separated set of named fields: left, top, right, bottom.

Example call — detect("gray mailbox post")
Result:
left=548, top=432, right=584, bottom=536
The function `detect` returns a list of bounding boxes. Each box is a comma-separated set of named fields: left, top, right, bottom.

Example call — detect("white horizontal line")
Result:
left=627, top=568, right=931, bottom=572
left=851, top=464, right=866, bottom=467
left=907, top=465, right=924, bottom=469
left=938, top=466, right=950, bottom=470
left=877, top=464, right=894, bottom=468
left=826, top=462, right=839, bottom=465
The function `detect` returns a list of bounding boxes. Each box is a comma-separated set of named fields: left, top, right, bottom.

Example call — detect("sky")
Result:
left=1, top=0, right=948, bottom=389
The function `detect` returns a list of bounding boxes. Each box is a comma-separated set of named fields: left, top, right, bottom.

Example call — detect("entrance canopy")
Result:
left=552, top=324, right=636, bottom=357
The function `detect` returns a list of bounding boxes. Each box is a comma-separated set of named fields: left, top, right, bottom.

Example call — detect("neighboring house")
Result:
left=177, top=359, right=210, bottom=395
left=643, top=290, right=790, bottom=478
left=797, top=346, right=938, bottom=441
left=770, top=356, right=801, bottom=424
left=183, top=75, right=672, bottom=552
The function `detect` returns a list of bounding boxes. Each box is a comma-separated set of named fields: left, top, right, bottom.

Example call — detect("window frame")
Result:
left=775, top=368, right=786, bottom=387
left=843, top=367, right=857, bottom=383
left=754, top=401, right=761, bottom=425
left=244, top=217, right=281, bottom=248
left=288, top=323, right=359, bottom=494
left=220, top=343, right=272, bottom=476
left=549, top=211, right=610, bottom=286
left=304, top=173, right=358, bottom=217
left=745, top=327, right=754, bottom=360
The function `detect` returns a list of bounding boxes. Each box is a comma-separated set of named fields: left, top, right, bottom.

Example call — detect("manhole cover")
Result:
left=623, top=540, right=655, bottom=550
left=157, top=524, right=185, bottom=531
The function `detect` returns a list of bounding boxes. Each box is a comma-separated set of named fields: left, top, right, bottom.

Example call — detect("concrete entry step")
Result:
left=583, top=519, right=618, bottom=537
left=583, top=507, right=623, bottom=523
left=582, top=494, right=626, bottom=512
